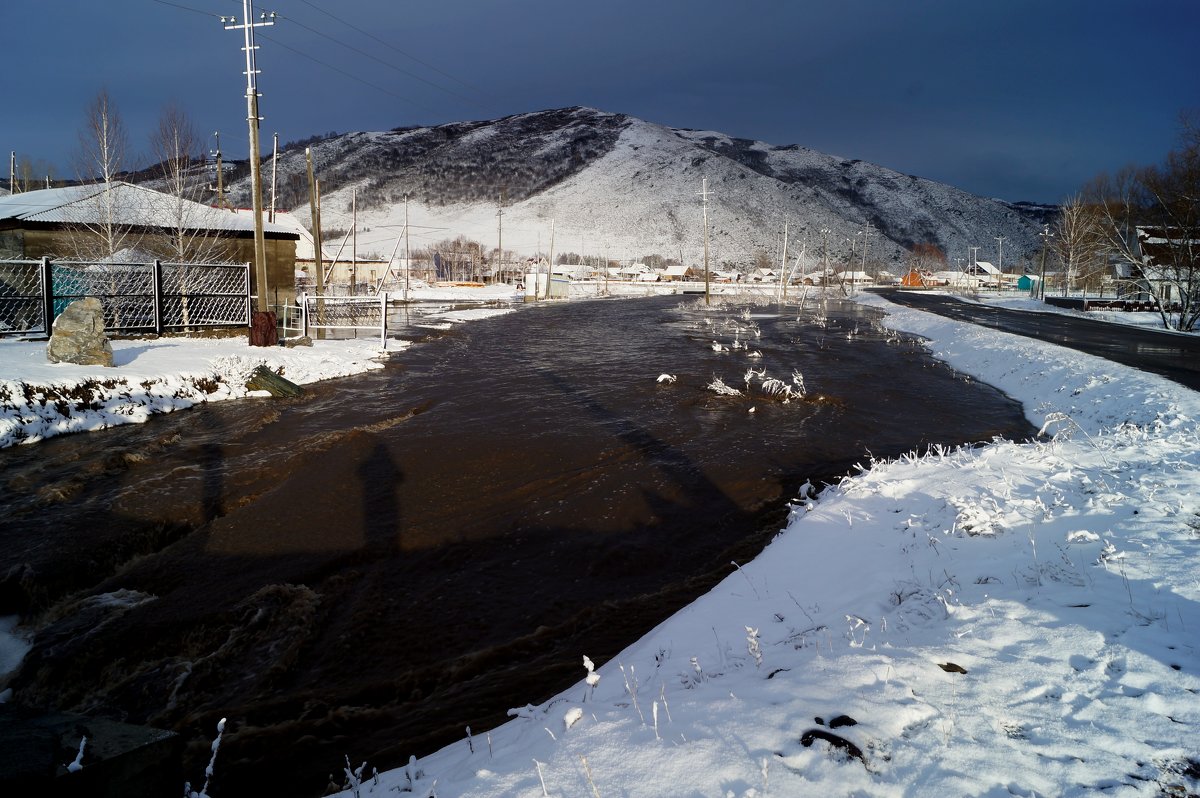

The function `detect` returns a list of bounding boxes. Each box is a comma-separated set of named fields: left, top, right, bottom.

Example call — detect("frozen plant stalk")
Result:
left=583, top=654, right=601, bottom=701
left=746, top=627, right=763, bottom=668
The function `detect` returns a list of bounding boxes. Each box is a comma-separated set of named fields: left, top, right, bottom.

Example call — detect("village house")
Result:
left=0, top=182, right=299, bottom=306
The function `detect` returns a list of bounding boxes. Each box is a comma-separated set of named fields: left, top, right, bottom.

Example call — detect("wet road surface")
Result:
left=877, top=289, right=1200, bottom=391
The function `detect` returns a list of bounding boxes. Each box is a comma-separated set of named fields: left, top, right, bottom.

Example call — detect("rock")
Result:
left=245, top=364, right=305, bottom=398
left=46, top=298, right=113, bottom=367
left=282, top=335, right=313, bottom=348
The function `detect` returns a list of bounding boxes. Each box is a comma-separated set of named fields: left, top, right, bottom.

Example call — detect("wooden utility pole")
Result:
left=304, top=147, right=325, bottom=337
left=496, top=192, right=504, bottom=285
left=1038, top=225, right=1053, bottom=300
left=211, top=132, right=228, bottom=209
left=8, top=152, right=15, bottom=195
left=699, top=176, right=712, bottom=306
left=351, top=187, right=358, bottom=294
left=779, top=221, right=789, bottom=302
left=404, top=194, right=410, bottom=300
left=995, top=235, right=1005, bottom=287
left=543, top=218, right=556, bottom=300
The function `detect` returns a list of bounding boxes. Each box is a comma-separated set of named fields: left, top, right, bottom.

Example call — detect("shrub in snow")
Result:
left=582, top=654, right=600, bottom=701
left=746, top=626, right=763, bottom=668
left=707, top=377, right=743, bottom=396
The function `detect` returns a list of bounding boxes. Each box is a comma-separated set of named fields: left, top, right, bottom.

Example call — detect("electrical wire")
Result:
left=274, top=8, right=493, bottom=113
left=257, top=31, right=438, bottom=114
left=291, top=0, right=491, bottom=101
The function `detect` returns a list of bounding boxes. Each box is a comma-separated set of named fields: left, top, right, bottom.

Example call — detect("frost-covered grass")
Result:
left=331, top=293, right=1200, bottom=798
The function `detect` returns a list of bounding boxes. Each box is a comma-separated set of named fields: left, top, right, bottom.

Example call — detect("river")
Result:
left=0, top=294, right=1034, bottom=796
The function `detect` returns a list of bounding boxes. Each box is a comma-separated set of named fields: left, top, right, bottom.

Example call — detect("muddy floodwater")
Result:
left=0, top=295, right=1035, bottom=796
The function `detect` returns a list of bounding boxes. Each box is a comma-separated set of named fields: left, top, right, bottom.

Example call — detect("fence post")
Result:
left=40, top=257, right=54, bottom=335
left=301, top=292, right=309, bottom=339
left=380, top=291, right=387, bottom=348
left=152, top=260, right=165, bottom=336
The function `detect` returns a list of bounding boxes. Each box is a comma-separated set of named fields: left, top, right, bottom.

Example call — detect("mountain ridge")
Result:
left=228, top=106, right=1055, bottom=270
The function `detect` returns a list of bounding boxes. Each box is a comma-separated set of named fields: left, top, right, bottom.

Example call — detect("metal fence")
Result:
left=285, top=292, right=390, bottom=347
left=0, top=257, right=250, bottom=337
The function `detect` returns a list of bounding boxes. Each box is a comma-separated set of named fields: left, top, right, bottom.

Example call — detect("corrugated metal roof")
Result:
left=0, top=182, right=296, bottom=237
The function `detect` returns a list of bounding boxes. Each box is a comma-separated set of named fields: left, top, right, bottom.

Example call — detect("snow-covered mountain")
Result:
left=231, top=106, right=1055, bottom=270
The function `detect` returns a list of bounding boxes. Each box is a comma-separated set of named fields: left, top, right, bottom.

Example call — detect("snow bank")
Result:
left=0, top=336, right=396, bottom=448
left=339, top=294, right=1200, bottom=797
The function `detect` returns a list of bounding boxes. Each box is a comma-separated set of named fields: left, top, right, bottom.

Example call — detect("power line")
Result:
left=292, top=0, right=492, bottom=102
left=275, top=8, right=492, bottom=113
left=149, top=0, right=219, bottom=17
left=257, top=31, right=438, bottom=114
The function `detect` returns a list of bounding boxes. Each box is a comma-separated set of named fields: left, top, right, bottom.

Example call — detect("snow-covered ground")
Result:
left=0, top=299, right=517, bottom=449
left=329, top=293, right=1200, bottom=798
left=3, top=292, right=1198, bottom=796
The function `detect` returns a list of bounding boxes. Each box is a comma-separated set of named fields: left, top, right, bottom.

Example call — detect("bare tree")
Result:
left=904, top=242, right=946, bottom=276
left=148, top=103, right=233, bottom=264
left=1052, top=194, right=1106, bottom=295
left=1084, top=112, right=1200, bottom=330
left=66, top=89, right=139, bottom=262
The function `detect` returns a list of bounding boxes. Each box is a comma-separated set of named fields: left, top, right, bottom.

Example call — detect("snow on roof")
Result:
left=973, top=260, right=1000, bottom=274
left=0, top=182, right=297, bottom=237
left=663, top=264, right=691, bottom=276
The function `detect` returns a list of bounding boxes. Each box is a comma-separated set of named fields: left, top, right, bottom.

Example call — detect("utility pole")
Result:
left=222, top=1, right=276, bottom=342
left=1038, top=225, right=1052, bottom=300
left=404, top=194, right=410, bottom=300
left=304, top=147, right=325, bottom=337
left=699, top=176, right=712, bottom=306
left=544, top=217, right=556, bottom=300
left=269, top=131, right=278, bottom=223
left=8, top=152, right=15, bottom=194
left=995, top=236, right=1005, bottom=289
left=969, top=245, right=981, bottom=268
left=779, top=221, right=789, bottom=303
left=496, top=192, right=504, bottom=285
left=210, top=132, right=228, bottom=209
left=351, top=187, right=357, bottom=294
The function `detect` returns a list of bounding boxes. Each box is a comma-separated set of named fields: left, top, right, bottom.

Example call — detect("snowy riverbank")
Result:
left=0, top=302, right=520, bottom=449
left=329, top=293, right=1200, bottom=797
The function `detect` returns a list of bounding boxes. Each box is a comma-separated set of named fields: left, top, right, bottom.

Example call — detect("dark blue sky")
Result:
left=5, top=0, right=1198, bottom=204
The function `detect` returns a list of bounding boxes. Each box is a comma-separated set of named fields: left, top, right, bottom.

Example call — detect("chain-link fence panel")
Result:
left=53, top=262, right=156, bottom=332
left=161, top=263, right=249, bottom=329
left=0, top=261, right=46, bottom=335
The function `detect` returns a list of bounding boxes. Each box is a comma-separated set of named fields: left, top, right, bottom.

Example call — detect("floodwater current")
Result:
left=0, top=295, right=1035, bottom=796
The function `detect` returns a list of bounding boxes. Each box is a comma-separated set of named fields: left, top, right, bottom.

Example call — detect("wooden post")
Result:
left=40, top=256, right=54, bottom=335
left=152, top=260, right=164, bottom=336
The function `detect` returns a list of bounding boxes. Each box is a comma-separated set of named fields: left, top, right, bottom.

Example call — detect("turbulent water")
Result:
left=0, top=294, right=1034, bottom=796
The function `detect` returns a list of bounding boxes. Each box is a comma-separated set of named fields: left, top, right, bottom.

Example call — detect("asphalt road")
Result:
left=875, top=289, right=1200, bottom=392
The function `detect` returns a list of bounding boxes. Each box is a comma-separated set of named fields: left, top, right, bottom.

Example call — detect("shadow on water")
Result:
left=0, top=295, right=1035, bottom=797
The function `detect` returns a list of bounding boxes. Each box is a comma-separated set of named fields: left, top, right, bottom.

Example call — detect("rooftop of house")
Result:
left=0, top=182, right=297, bottom=237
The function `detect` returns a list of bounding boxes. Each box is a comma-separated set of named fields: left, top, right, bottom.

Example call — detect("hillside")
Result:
left=227, top=106, right=1055, bottom=270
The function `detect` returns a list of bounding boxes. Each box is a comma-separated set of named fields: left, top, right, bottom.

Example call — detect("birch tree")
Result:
left=148, top=103, right=233, bottom=264
left=1052, top=194, right=1105, bottom=295
left=67, top=89, right=139, bottom=261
